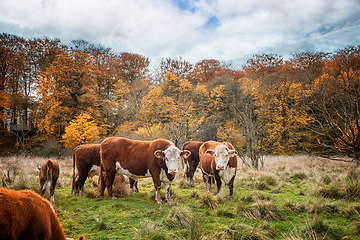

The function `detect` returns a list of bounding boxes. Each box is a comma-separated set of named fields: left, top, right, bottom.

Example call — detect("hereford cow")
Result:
left=0, top=188, right=85, bottom=240
left=98, top=137, right=191, bottom=203
left=199, top=141, right=238, bottom=198
left=181, top=141, right=204, bottom=187
left=71, top=144, right=138, bottom=196
left=38, top=159, right=59, bottom=203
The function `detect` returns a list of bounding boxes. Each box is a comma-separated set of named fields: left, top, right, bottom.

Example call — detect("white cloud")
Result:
left=0, top=0, right=359, bottom=67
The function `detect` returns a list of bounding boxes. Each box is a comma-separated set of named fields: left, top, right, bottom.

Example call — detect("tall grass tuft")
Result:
left=343, top=169, right=360, bottom=199
left=200, top=192, right=218, bottom=209
left=187, top=217, right=203, bottom=240
left=134, top=219, right=166, bottom=240
left=165, top=205, right=192, bottom=229
left=222, top=221, right=275, bottom=240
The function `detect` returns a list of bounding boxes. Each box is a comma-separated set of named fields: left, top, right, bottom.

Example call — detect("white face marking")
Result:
left=163, top=145, right=182, bottom=174
left=209, top=145, right=236, bottom=170
left=115, top=162, right=151, bottom=179
left=218, top=167, right=236, bottom=185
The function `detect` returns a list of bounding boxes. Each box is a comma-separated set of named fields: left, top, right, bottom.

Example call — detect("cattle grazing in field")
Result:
left=0, top=188, right=85, bottom=240
left=38, top=159, right=59, bottom=203
left=181, top=141, right=203, bottom=187
left=71, top=144, right=138, bottom=196
left=199, top=141, right=238, bottom=198
left=98, top=137, right=191, bottom=203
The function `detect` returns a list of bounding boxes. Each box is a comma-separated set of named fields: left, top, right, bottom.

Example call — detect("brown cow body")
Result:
left=98, top=137, right=190, bottom=203
left=72, top=144, right=138, bottom=196
left=199, top=141, right=238, bottom=198
left=39, top=159, right=59, bottom=203
left=181, top=141, right=203, bottom=187
left=0, top=188, right=84, bottom=240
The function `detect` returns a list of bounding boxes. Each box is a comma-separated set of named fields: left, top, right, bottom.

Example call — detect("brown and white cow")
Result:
left=71, top=144, right=138, bottom=196
left=0, top=188, right=85, bottom=240
left=181, top=141, right=204, bottom=187
left=98, top=137, right=191, bottom=203
left=38, top=159, right=59, bottom=203
left=199, top=141, right=238, bottom=198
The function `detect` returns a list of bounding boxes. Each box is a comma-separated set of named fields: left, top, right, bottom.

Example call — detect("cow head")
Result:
left=154, top=145, right=191, bottom=175
left=206, top=145, right=237, bottom=170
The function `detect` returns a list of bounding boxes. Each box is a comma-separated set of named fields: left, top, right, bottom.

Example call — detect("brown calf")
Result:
left=199, top=141, right=238, bottom=198
left=98, top=137, right=190, bottom=203
left=181, top=141, right=203, bottom=187
left=0, top=188, right=85, bottom=240
left=38, top=159, right=59, bottom=203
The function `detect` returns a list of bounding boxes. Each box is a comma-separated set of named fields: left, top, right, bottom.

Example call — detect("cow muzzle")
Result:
left=168, top=168, right=177, bottom=174
left=216, top=165, right=225, bottom=170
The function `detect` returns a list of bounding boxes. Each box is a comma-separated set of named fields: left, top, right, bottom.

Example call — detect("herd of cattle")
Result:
left=0, top=137, right=238, bottom=239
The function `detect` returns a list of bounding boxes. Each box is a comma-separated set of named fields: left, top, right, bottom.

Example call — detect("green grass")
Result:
left=1, top=155, right=360, bottom=239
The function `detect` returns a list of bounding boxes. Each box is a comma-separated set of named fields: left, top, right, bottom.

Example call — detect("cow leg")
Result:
left=152, top=175, right=163, bottom=204
left=188, top=163, right=196, bottom=187
left=129, top=178, right=139, bottom=193
left=40, top=179, right=46, bottom=197
left=50, top=177, right=58, bottom=203
left=97, top=164, right=106, bottom=197
left=202, top=174, right=211, bottom=192
left=214, top=174, right=222, bottom=195
left=105, top=169, right=116, bottom=200
left=164, top=183, right=172, bottom=202
left=77, top=167, right=91, bottom=196
left=228, top=175, right=235, bottom=198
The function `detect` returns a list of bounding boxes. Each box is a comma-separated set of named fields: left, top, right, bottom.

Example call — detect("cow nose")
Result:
left=216, top=165, right=225, bottom=170
left=169, top=168, right=177, bottom=174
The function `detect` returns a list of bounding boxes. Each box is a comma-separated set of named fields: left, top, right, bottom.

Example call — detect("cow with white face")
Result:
left=199, top=141, right=238, bottom=198
left=98, top=137, right=190, bottom=203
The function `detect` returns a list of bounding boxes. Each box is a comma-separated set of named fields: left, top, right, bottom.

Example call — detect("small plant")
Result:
left=290, top=172, right=307, bottom=181
left=223, top=221, right=274, bottom=240
left=343, top=169, right=360, bottom=199
left=201, top=192, right=218, bottom=209
left=165, top=205, right=192, bottom=229
left=134, top=219, right=166, bottom=240
left=187, top=217, right=203, bottom=240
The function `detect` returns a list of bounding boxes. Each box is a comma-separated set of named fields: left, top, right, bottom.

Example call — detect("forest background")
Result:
left=1, top=33, right=359, bottom=168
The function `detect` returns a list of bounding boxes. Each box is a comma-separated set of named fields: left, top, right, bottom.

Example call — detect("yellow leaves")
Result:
left=62, top=113, right=99, bottom=147
left=217, top=121, right=244, bottom=151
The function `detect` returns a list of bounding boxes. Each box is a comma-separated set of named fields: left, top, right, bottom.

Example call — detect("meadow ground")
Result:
left=1, top=155, right=360, bottom=240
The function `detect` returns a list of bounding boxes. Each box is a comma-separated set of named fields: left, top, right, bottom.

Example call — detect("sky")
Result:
left=1, top=0, right=360, bottom=69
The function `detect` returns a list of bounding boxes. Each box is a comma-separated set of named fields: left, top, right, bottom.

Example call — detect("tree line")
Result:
left=1, top=33, right=359, bottom=167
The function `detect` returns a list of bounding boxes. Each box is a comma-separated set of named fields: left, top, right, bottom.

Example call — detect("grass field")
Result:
left=1, top=155, right=360, bottom=239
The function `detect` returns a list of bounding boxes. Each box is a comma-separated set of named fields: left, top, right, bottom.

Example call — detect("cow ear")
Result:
left=154, top=150, right=165, bottom=159
left=229, top=150, right=237, bottom=157
left=206, top=150, right=215, bottom=156
left=181, top=150, right=191, bottom=159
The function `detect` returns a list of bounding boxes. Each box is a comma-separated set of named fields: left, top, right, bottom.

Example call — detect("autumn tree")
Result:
left=62, top=113, right=99, bottom=147
left=307, top=45, right=360, bottom=164
left=154, top=57, right=193, bottom=82
left=190, top=59, right=233, bottom=84
left=36, top=48, right=96, bottom=140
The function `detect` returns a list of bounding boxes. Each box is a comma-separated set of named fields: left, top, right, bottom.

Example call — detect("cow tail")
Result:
left=46, top=160, right=53, bottom=181
left=71, top=149, right=76, bottom=193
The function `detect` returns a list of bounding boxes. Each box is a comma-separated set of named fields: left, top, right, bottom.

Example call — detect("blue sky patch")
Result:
left=171, top=0, right=196, bottom=13
left=204, top=15, right=220, bottom=30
